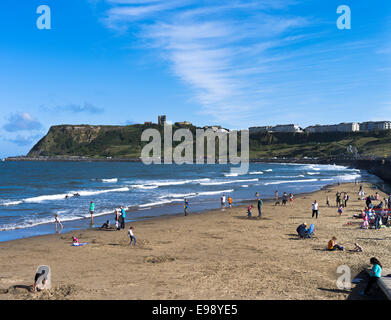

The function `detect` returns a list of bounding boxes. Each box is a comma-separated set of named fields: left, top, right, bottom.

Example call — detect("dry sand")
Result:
left=0, top=182, right=390, bottom=300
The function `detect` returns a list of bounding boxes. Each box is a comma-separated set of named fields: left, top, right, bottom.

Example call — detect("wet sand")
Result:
left=0, top=182, right=389, bottom=300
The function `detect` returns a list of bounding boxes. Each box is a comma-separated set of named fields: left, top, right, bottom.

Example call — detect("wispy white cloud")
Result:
left=99, top=0, right=316, bottom=125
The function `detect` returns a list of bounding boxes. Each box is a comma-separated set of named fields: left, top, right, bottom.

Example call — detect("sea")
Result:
left=0, top=161, right=381, bottom=242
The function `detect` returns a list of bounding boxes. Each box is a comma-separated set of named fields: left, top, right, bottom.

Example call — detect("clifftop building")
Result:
left=360, top=121, right=391, bottom=131
left=305, top=122, right=359, bottom=133
left=158, top=115, right=166, bottom=126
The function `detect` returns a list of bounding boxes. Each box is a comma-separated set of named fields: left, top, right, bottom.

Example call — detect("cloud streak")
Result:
left=3, top=113, right=43, bottom=132
left=99, top=1, right=319, bottom=125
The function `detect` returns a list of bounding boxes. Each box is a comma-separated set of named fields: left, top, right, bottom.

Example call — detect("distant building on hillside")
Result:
left=158, top=115, right=166, bottom=125
left=360, top=121, right=391, bottom=131
left=305, top=122, right=359, bottom=133
left=249, top=126, right=273, bottom=134
left=175, top=121, right=192, bottom=126
left=270, top=124, right=303, bottom=133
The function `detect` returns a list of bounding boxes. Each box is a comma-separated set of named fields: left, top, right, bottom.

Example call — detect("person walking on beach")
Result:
left=228, top=196, right=232, bottom=208
left=282, top=192, right=288, bottom=206
left=89, top=201, right=95, bottom=225
left=128, top=227, right=136, bottom=246
left=115, top=209, right=121, bottom=230
left=361, top=257, right=382, bottom=296
left=326, top=196, right=330, bottom=207
left=289, top=193, right=294, bottom=205
left=120, top=206, right=126, bottom=229
left=221, top=194, right=226, bottom=209
left=336, top=192, right=341, bottom=207
left=257, top=197, right=263, bottom=218
left=338, top=205, right=343, bottom=216
left=312, top=200, right=319, bottom=219
left=54, top=213, right=63, bottom=234
left=343, top=193, right=349, bottom=207
left=275, top=190, right=278, bottom=202
left=184, top=198, right=189, bottom=216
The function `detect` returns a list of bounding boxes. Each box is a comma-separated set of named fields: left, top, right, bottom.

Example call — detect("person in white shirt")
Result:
left=221, top=194, right=226, bottom=209
left=312, top=200, right=319, bottom=219
left=128, top=227, right=136, bottom=246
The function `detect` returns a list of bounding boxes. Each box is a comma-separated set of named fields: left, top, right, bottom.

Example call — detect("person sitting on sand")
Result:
left=247, top=205, right=253, bottom=218
left=297, top=223, right=308, bottom=238
left=354, top=243, right=363, bottom=252
left=32, top=269, right=47, bottom=292
left=361, top=257, right=382, bottom=296
left=100, top=220, right=110, bottom=229
left=328, top=237, right=344, bottom=251
left=72, top=236, right=79, bottom=245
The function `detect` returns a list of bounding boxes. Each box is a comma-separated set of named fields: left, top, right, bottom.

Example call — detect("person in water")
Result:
left=89, top=201, right=95, bottom=225
left=54, top=214, right=63, bottom=234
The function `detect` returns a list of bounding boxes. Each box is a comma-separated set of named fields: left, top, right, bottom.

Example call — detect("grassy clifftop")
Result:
left=27, top=124, right=391, bottom=159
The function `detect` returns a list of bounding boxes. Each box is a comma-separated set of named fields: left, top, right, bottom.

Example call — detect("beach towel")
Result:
left=72, top=242, right=88, bottom=246
left=35, top=265, right=51, bottom=290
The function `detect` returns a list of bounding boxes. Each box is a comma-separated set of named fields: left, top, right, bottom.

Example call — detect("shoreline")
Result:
left=1, top=180, right=389, bottom=300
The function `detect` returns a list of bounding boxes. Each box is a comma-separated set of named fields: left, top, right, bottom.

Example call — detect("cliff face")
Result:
left=27, top=124, right=150, bottom=158
left=27, top=124, right=391, bottom=159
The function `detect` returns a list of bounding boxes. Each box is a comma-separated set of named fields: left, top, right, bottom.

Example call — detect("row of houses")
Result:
left=249, top=121, right=391, bottom=134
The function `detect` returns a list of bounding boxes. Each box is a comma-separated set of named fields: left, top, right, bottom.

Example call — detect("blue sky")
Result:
left=0, top=0, right=390, bottom=157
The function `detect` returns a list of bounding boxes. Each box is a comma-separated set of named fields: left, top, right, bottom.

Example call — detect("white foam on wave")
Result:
left=249, top=171, right=263, bottom=175
left=2, top=187, right=130, bottom=206
left=224, top=173, right=238, bottom=177
left=307, top=172, right=320, bottom=175
left=131, top=178, right=211, bottom=189
left=264, top=169, right=273, bottom=172
left=200, top=178, right=258, bottom=186
left=101, top=178, right=118, bottom=183
left=0, top=208, right=117, bottom=232
left=264, top=179, right=318, bottom=185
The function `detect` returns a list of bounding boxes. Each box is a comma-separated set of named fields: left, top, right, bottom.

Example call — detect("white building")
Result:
left=359, top=121, right=391, bottom=131
left=249, top=126, right=273, bottom=134
left=305, top=122, right=359, bottom=133
left=270, top=124, right=303, bottom=133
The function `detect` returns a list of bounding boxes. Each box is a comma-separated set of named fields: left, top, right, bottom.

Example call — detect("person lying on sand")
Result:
left=354, top=243, right=363, bottom=252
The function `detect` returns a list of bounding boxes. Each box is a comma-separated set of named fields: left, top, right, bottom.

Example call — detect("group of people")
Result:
left=274, top=190, right=294, bottom=206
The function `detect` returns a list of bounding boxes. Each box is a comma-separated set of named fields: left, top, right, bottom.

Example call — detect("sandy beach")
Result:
left=0, top=181, right=389, bottom=300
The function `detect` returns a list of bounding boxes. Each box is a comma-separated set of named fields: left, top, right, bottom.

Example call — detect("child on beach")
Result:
left=228, top=196, right=232, bottom=208
left=128, top=227, right=136, bottom=246
left=184, top=198, right=189, bottom=216
left=338, top=205, right=343, bottom=216
left=328, top=237, right=344, bottom=251
left=247, top=205, right=253, bottom=218
left=354, top=243, right=363, bottom=252
left=361, top=211, right=369, bottom=229
left=221, top=194, right=226, bottom=209
left=289, top=193, right=294, bottom=205
left=326, top=196, right=330, bottom=207
left=72, top=236, right=79, bottom=245
left=115, top=209, right=121, bottom=230
left=312, top=200, right=319, bottom=219
left=54, top=214, right=63, bottom=234
left=89, top=201, right=95, bottom=225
